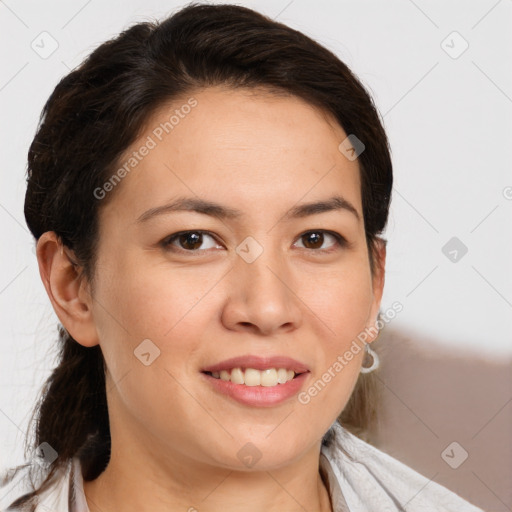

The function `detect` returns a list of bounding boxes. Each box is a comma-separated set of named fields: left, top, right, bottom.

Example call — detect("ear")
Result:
left=366, top=237, right=387, bottom=343
left=36, top=231, right=99, bottom=347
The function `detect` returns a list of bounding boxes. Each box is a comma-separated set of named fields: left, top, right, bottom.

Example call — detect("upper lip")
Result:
left=202, top=355, right=310, bottom=374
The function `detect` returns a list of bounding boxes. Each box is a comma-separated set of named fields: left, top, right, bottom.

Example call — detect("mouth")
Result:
left=200, top=355, right=310, bottom=405
left=202, top=367, right=306, bottom=387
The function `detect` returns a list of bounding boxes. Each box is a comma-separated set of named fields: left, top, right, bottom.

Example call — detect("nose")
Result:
left=220, top=244, right=303, bottom=336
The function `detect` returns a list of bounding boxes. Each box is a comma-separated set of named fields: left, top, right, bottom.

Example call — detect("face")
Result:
left=84, top=86, right=385, bottom=471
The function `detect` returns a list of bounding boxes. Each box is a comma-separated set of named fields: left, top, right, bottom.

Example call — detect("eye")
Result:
left=161, top=229, right=348, bottom=255
left=161, top=231, right=222, bottom=253
left=294, top=230, right=347, bottom=252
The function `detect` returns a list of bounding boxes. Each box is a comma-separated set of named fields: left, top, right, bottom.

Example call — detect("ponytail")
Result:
left=2, top=327, right=109, bottom=510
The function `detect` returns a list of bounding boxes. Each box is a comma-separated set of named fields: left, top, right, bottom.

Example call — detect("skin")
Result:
left=37, top=86, right=385, bottom=512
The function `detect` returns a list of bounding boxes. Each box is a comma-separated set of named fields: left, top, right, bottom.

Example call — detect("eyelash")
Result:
left=160, top=230, right=349, bottom=255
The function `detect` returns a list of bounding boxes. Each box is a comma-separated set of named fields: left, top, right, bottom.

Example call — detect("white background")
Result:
left=1, top=0, right=511, bottom=481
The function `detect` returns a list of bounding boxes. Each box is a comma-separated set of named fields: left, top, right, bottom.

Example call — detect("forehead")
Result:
left=101, top=86, right=362, bottom=223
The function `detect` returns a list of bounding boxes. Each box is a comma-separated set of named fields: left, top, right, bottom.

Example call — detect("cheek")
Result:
left=306, top=262, right=372, bottom=393
left=91, top=252, right=219, bottom=392
left=309, top=261, right=374, bottom=339
left=91, top=257, right=211, bottom=439
left=94, top=250, right=209, bottom=338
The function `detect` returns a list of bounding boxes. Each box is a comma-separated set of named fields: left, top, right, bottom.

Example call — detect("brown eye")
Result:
left=177, top=232, right=203, bottom=250
left=301, top=232, right=324, bottom=249
left=295, top=230, right=347, bottom=252
left=162, top=231, right=220, bottom=253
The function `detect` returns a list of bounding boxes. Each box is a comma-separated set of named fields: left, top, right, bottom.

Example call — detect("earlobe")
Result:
left=36, top=231, right=99, bottom=347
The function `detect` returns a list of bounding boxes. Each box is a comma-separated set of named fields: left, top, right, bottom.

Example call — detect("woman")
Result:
left=2, top=3, right=484, bottom=511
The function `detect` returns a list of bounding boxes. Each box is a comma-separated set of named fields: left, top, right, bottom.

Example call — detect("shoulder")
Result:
left=321, top=421, right=485, bottom=512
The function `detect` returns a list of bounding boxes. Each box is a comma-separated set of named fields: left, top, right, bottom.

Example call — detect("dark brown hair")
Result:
left=3, top=2, right=392, bottom=509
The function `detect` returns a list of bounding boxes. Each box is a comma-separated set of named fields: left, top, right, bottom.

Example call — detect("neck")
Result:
left=82, top=431, right=332, bottom=512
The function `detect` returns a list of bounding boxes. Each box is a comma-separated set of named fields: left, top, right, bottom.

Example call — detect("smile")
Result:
left=204, top=367, right=299, bottom=386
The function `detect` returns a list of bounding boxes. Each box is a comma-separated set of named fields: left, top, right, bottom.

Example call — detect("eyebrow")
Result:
left=136, top=195, right=360, bottom=223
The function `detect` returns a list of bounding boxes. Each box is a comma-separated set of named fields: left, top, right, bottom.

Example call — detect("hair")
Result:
left=2, top=2, right=392, bottom=509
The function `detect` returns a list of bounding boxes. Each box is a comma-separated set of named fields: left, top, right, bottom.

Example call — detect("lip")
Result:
left=201, top=371, right=310, bottom=407
left=201, top=355, right=310, bottom=373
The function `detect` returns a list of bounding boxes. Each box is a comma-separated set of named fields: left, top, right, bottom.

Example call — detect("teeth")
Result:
left=277, top=368, right=288, bottom=384
left=209, top=368, right=296, bottom=386
left=230, top=368, right=244, bottom=384
left=260, top=369, right=277, bottom=387
left=244, top=368, right=261, bottom=386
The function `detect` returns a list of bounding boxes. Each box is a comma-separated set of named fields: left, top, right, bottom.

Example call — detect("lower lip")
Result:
left=201, top=372, right=309, bottom=407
